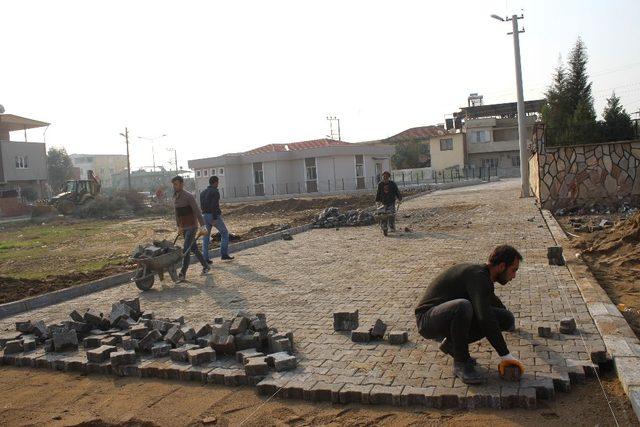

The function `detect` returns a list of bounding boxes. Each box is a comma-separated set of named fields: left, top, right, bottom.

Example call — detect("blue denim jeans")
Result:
left=202, top=214, right=230, bottom=261
left=181, top=226, right=207, bottom=275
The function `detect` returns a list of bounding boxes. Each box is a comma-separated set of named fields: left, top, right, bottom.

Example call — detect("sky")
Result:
left=3, top=0, right=640, bottom=170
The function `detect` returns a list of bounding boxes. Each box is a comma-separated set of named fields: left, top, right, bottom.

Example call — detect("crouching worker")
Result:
left=414, top=245, right=524, bottom=384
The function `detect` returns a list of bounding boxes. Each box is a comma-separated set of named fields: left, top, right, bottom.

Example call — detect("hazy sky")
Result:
left=3, top=0, right=640, bottom=170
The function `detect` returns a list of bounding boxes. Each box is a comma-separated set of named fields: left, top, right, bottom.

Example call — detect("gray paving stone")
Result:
left=151, top=342, right=172, bottom=358
left=351, top=327, right=371, bottom=343
left=110, top=350, right=137, bottom=367
left=333, top=309, right=359, bottom=331
left=170, top=344, right=200, bottom=362
left=388, top=331, right=408, bottom=345
left=86, top=345, right=117, bottom=363
left=187, top=347, right=216, bottom=366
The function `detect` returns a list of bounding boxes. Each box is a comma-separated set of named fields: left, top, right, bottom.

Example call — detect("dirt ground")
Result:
left=0, top=191, right=420, bottom=304
left=0, top=366, right=636, bottom=427
left=557, top=212, right=640, bottom=338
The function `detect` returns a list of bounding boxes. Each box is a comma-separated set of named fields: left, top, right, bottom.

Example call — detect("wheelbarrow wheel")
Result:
left=134, top=269, right=155, bottom=291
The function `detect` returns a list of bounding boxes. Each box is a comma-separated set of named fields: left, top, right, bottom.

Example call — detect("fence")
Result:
left=215, top=167, right=498, bottom=200
left=537, top=121, right=640, bottom=147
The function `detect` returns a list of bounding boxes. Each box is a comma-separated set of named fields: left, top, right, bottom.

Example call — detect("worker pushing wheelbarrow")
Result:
left=375, top=171, right=403, bottom=236
left=130, top=175, right=211, bottom=290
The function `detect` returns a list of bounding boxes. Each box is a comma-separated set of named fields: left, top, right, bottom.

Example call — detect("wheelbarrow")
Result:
left=374, top=202, right=401, bottom=236
left=130, top=237, right=183, bottom=291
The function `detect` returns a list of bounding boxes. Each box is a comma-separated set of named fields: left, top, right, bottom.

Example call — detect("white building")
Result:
left=188, top=139, right=394, bottom=200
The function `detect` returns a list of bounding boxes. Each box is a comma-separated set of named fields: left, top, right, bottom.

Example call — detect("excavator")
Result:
left=51, top=170, right=102, bottom=215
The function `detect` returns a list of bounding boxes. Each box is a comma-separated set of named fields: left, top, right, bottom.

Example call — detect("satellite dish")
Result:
left=0, top=105, right=5, bottom=114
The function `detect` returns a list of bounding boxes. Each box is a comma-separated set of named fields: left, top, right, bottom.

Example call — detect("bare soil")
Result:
left=0, top=367, right=636, bottom=427
left=0, top=191, right=422, bottom=304
left=558, top=212, right=640, bottom=338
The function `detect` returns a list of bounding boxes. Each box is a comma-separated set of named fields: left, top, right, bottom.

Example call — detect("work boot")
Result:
left=453, top=360, right=485, bottom=384
left=201, top=266, right=211, bottom=275
left=221, top=255, right=234, bottom=261
left=206, top=259, right=213, bottom=265
left=439, top=338, right=477, bottom=365
left=383, top=229, right=388, bottom=236
left=177, top=272, right=186, bottom=283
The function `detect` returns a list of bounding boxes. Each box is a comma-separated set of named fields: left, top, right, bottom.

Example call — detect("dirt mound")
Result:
left=0, top=265, right=135, bottom=304
left=577, top=212, right=640, bottom=337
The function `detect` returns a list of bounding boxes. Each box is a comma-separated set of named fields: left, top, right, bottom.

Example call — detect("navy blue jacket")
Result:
left=200, top=186, right=222, bottom=218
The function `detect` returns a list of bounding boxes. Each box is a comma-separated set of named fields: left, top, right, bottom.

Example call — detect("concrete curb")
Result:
left=0, top=178, right=493, bottom=320
left=0, top=272, right=135, bottom=320
left=541, top=209, right=640, bottom=421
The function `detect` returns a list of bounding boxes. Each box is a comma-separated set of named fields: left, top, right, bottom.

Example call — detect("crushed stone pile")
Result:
left=313, top=207, right=375, bottom=228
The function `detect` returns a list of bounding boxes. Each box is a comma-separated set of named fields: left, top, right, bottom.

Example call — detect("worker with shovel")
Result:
left=414, top=245, right=525, bottom=384
left=375, top=171, right=402, bottom=236
left=171, top=176, right=210, bottom=281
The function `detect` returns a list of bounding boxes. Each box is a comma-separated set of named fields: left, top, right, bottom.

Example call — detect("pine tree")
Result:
left=603, top=91, right=635, bottom=141
left=542, top=57, right=571, bottom=144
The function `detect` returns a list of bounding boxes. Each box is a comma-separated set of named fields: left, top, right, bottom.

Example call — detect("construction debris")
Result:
left=538, top=326, right=552, bottom=338
left=333, top=309, right=359, bottom=331
left=314, top=207, right=375, bottom=228
left=388, top=331, right=408, bottom=345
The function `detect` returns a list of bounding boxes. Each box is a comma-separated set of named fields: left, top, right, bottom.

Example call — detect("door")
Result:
left=375, top=162, right=383, bottom=183
left=305, top=157, right=318, bottom=192
left=355, top=155, right=365, bottom=189
left=253, top=162, right=264, bottom=196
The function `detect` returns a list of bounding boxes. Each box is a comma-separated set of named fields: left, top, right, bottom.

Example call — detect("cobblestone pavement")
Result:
left=0, top=179, right=608, bottom=408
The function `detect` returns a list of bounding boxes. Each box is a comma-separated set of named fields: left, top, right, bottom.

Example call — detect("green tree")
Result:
left=47, top=147, right=74, bottom=192
left=543, top=39, right=598, bottom=145
left=391, top=141, right=426, bottom=169
left=602, top=91, right=635, bottom=141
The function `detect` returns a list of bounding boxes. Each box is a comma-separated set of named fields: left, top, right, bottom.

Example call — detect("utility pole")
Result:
left=167, top=147, right=178, bottom=172
left=138, top=134, right=167, bottom=172
left=492, top=13, right=530, bottom=197
left=326, top=116, right=341, bottom=141
left=120, top=127, right=132, bottom=191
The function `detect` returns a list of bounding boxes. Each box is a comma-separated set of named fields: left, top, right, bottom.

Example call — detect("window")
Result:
left=439, top=138, right=453, bottom=151
left=305, top=157, right=317, bottom=181
left=210, top=169, right=216, bottom=176
left=355, top=154, right=364, bottom=177
left=511, top=156, right=521, bottom=167
left=469, top=130, right=490, bottom=143
left=253, top=162, right=264, bottom=184
left=203, top=169, right=208, bottom=177
left=15, top=156, right=28, bottom=169
left=218, top=168, right=224, bottom=176
left=196, top=170, right=201, bottom=178
left=419, top=144, right=430, bottom=154
left=482, top=158, right=499, bottom=168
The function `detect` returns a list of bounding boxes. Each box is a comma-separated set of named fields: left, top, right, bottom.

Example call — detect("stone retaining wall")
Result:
left=529, top=139, right=640, bottom=209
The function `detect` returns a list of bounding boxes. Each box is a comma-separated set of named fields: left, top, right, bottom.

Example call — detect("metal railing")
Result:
left=209, top=167, right=498, bottom=200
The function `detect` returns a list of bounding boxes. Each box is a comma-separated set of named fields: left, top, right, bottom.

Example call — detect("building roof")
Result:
left=0, top=114, right=49, bottom=132
left=455, top=99, right=545, bottom=119
left=243, top=138, right=350, bottom=155
left=384, top=125, right=450, bottom=142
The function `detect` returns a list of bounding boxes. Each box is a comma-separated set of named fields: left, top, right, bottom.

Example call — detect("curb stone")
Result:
left=541, top=209, right=640, bottom=422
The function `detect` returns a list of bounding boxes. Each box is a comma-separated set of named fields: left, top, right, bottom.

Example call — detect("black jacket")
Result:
left=199, top=186, right=221, bottom=218
left=375, top=180, right=402, bottom=206
left=415, top=263, right=509, bottom=356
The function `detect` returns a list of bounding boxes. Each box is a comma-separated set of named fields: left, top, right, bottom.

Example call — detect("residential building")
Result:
left=111, top=167, right=192, bottom=193
left=70, top=153, right=128, bottom=188
left=384, top=125, right=465, bottom=171
left=454, top=96, right=545, bottom=177
left=188, top=138, right=394, bottom=200
left=0, top=113, right=49, bottom=199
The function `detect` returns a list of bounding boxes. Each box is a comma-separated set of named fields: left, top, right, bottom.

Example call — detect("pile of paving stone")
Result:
left=131, top=240, right=176, bottom=259
left=555, top=202, right=638, bottom=217
left=333, top=309, right=408, bottom=345
left=314, top=207, right=375, bottom=228
left=0, top=299, right=297, bottom=385
left=567, top=217, right=614, bottom=233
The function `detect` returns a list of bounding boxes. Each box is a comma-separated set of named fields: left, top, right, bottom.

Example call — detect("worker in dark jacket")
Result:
left=415, top=245, right=524, bottom=384
left=375, top=171, right=402, bottom=235
left=172, top=176, right=209, bottom=281
left=200, top=176, right=234, bottom=263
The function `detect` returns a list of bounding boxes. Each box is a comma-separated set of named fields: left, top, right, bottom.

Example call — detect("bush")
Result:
left=75, top=195, right=128, bottom=218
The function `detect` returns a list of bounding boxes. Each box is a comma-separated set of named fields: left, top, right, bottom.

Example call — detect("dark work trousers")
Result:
left=415, top=298, right=515, bottom=363
left=181, top=226, right=207, bottom=275
left=379, top=204, right=396, bottom=232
